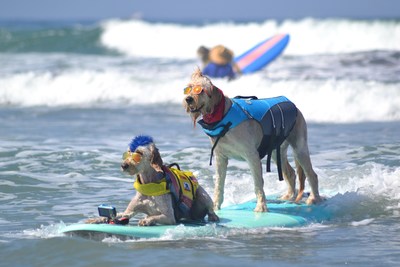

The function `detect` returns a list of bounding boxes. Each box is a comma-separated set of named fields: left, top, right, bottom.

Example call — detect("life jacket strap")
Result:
left=209, top=122, right=232, bottom=166
left=167, top=162, right=181, bottom=170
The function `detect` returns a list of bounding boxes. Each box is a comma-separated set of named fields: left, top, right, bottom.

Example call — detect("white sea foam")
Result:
left=1, top=18, right=399, bottom=122
left=100, top=18, right=400, bottom=58
left=350, top=218, right=375, bottom=226
left=20, top=222, right=67, bottom=239
left=219, top=160, right=400, bottom=217
left=1, top=69, right=399, bottom=123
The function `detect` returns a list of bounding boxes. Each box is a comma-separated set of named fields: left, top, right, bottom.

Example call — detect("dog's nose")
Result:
left=185, top=96, right=194, bottom=104
left=121, top=162, right=129, bottom=171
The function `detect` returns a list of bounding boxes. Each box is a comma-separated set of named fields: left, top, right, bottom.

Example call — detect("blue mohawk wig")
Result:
left=129, top=135, right=154, bottom=152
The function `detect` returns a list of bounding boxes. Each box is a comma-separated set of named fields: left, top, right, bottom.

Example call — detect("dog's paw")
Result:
left=254, top=203, right=268, bottom=212
left=85, top=217, right=108, bottom=224
left=306, top=195, right=323, bottom=205
left=208, top=213, right=220, bottom=222
left=279, top=193, right=295, bottom=201
left=138, top=218, right=156, bottom=226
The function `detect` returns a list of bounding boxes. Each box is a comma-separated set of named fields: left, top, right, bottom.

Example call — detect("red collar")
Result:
left=203, top=89, right=225, bottom=124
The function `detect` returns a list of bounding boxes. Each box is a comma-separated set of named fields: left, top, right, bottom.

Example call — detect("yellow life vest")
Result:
left=133, top=166, right=199, bottom=218
left=133, top=178, right=169, bottom=196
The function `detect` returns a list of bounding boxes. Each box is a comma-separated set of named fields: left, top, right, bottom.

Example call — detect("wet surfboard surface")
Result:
left=61, top=196, right=330, bottom=239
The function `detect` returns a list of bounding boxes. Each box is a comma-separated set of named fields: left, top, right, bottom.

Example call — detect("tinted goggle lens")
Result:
left=122, top=152, right=142, bottom=163
left=183, top=86, right=203, bottom=95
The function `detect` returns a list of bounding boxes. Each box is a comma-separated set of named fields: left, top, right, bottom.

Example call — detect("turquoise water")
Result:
left=1, top=18, right=400, bottom=266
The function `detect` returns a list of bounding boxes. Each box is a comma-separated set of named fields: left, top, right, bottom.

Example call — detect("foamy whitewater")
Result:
left=0, top=18, right=399, bottom=267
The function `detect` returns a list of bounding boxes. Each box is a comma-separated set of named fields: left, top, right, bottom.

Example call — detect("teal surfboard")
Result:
left=61, top=197, right=330, bottom=239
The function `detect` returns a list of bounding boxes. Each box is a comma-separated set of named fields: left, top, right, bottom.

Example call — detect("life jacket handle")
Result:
left=167, top=163, right=181, bottom=170
left=233, top=95, right=258, bottom=100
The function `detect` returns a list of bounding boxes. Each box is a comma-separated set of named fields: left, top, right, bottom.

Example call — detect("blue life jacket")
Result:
left=198, top=96, right=298, bottom=181
left=202, top=62, right=236, bottom=79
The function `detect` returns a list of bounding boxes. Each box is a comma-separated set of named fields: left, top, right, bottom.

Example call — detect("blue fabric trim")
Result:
left=203, top=62, right=235, bottom=79
left=200, top=96, right=290, bottom=137
left=201, top=101, right=248, bottom=137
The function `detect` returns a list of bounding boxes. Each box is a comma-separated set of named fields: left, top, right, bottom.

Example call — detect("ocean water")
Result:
left=0, top=18, right=400, bottom=267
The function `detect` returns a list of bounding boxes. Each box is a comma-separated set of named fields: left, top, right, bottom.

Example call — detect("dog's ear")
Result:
left=210, top=85, right=221, bottom=100
left=206, top=85, right=223, bottom=114
left=150, top=144, right=163, bottom=171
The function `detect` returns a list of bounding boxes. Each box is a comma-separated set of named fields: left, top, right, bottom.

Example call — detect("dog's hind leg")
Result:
left=294, top=159, right=306, bottom=202
left=293, top=147, right=321, bottom=205
left=193, top=187, right=220, bottom=222
left=272, top=142, right=296, bottom=201
left=289, top=111, right=322, bottom=205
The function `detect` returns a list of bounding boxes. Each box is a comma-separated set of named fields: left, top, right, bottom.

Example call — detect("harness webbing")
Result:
left=209, top=122, right=232, bottom=165
left=163, top=165, right=199, bottom=219
left=233, top=98, right=286, bottom=181
left=199, top=96, right=297, bottom=182
left=263, top=103, right=286, bottom=181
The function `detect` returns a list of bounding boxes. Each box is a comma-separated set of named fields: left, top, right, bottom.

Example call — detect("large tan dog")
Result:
left=87, top=135, right=219, bottom=225
left=183, top=69, right=322, bottom=212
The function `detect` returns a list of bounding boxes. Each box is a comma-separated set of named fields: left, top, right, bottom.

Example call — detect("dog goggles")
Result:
left=122, top=151, right=142, bottom=163
left=183, top=85, right=204, bottom=95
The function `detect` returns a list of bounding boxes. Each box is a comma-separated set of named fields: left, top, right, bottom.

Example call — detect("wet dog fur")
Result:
left=183, top=68, right=322, bottom=212
left=87, top=136, right=219, bottom=225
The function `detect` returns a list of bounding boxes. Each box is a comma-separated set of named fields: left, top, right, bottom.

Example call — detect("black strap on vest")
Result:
left=266, top=152, right=272, bottom=172
left=233, top=96, right=285, bottom=181
left=207, top=96, right=255, bottom=166
left=265, top=104, right=286, bottom=181
left=204, top=96, right=295, bottom=183
left=209, top=122, right=232, bottom=165
left=276, top=103, right=286, bottom=181
left=265, top=145, right=284, bottom=181
left=276, top=141, right=284, bottom=181
left=167, top=163, right=181, bottom=170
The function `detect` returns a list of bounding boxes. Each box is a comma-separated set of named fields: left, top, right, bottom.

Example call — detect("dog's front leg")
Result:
left=214, top=153, right=228, bottom=210
left=118, top=195, right=149, bottom=219
left=139, top=196, right=176, bottom=226
left=246, top=153, right=267, bottom=212
left=122, top=199, right=176, bottom=226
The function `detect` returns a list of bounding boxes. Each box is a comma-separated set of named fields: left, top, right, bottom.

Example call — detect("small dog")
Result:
left=87, top=135, right=219, bottom=226
left=183, top=68, right=322, bottom=212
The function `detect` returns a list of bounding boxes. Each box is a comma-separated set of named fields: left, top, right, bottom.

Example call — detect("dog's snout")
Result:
left=185, top=96, right=194, bottom=104
left=121, top=162, right=129, bottom=171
